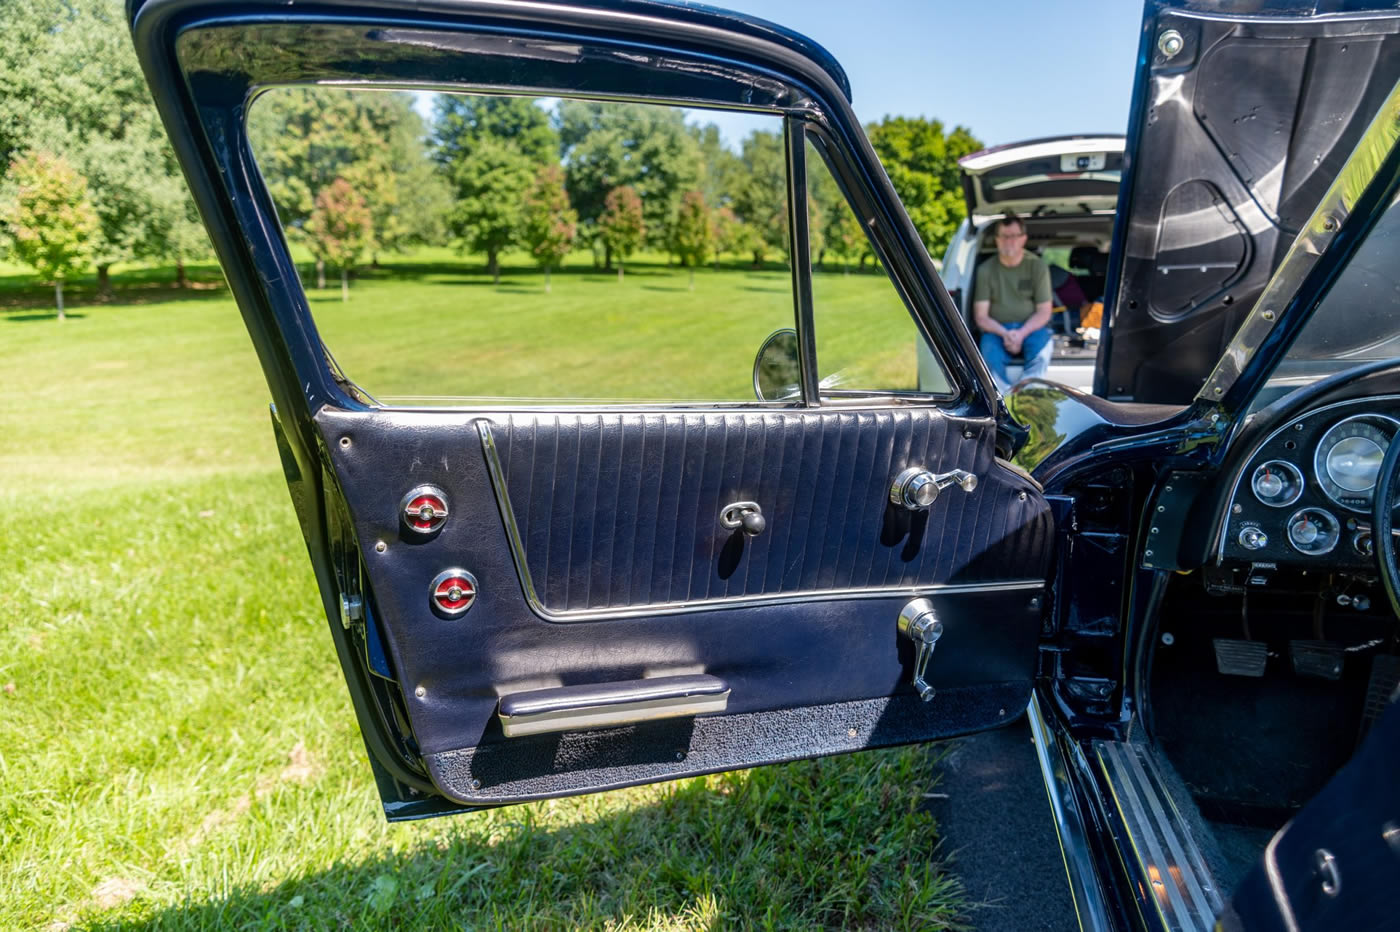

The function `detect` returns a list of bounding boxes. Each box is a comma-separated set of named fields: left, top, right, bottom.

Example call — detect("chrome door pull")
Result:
left=720, top=501, right=766, bottom=536
left=889, top=467, right=977, bottom=510
left=897, top=598, right=943, bottom=701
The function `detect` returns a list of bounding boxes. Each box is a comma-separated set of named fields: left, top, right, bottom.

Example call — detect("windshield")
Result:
left=1249, top=189, right=1400, bottom=412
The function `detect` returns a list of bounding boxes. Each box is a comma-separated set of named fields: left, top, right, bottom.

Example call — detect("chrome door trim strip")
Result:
left=1027, top=693, right=1115, bottom=932
left=499, top=689, right=732, bottom=738
left=1213, top=394, right=1400, bottom=563
left=1094, top=739, right=1224, bottom=932
left=476, top=420, right=1044, bottom=623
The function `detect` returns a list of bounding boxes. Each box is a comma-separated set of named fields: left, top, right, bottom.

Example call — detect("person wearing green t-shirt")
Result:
left=972, top=214, right=1054, bottom=392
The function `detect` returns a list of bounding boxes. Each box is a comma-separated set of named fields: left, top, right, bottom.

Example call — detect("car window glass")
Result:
left=246, top=86, right=795, bottom=405
left=806, top=139, right=951, bottom=397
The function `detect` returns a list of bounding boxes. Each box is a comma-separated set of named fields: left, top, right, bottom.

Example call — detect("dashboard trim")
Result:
left=1214, top=394, right=1400, bottom=565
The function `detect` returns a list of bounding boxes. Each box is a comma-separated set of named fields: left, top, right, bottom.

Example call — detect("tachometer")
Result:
left=1287, top=508, right=1340, bottom=555
left=1313, top=415, right=1400, bottom=512
left=1250, top=460, right=1304, bottom=507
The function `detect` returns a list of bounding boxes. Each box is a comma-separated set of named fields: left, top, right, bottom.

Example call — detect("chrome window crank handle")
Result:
left=897, top=598, right=943, bottom=701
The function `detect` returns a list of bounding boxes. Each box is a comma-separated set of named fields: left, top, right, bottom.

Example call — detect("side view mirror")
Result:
left=753, top=329, right=801, bottom=402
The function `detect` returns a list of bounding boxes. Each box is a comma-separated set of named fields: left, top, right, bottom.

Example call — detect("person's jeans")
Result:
left=979, top=322, right=1052, bottom=393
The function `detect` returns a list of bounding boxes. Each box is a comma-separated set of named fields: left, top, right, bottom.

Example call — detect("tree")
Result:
left=711, top=206, right=740, bottom=268
left=248, top=87, right=449, bottom=280
left=824, top=206, right=868, bottom=274
left=672, top=191, right=711, bottom=290
left=444, top=138, right=536, bottom=283
left=305, top=178, right=372, bottom=302
left=0, top=0, right=206, bottom=294
left=559, top=101, right=701, bottom=263
left=521, top=163, right=577, bottom=293
left=433, top=95, right=557, bottom=168
left=866, top=116, right=981, bottom=256
left=0, top=151, right=98, bottom=319
left=597, top=186, right=645, bottom=282
left=730, top=130, right=788, bottom=265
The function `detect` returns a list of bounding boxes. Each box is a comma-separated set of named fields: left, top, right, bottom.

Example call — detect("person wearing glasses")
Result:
left=972, top=213, right=1054, bottom=392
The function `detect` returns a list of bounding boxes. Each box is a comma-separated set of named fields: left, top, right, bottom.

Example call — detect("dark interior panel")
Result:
left=486, top=410, right=1053, bottom=613
left=1101, top=11, right=1400, bottom=403
left=315, top=405, right=1052, bottom=804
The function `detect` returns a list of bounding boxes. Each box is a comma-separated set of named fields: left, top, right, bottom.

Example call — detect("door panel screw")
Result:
left=414, top=686, right=426, bottom=698
left=1161, top=632, right=1175, bottom=645
left=375, top=540, right=387, bottom=553
left=339, top=436, right=351, bottom=449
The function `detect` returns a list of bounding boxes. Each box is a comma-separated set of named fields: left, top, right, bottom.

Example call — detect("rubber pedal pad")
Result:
left=1359, top=653, right=1400, bottom=745
left=1212, top=638, right=1267, bottom=677
left=1289, top=640, right=1345, bottom=681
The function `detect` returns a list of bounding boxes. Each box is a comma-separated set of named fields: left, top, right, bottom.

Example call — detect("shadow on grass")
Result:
left=82, top=752, right=962, bottom=931
left=3, top=311, right=88, bottom=322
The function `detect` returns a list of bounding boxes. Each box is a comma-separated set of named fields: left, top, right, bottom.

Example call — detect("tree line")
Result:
left=0, top=0, right=982, bottom=312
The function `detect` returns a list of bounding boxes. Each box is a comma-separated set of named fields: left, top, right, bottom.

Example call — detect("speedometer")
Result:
left=1313, top=414, right=1400, bottom=512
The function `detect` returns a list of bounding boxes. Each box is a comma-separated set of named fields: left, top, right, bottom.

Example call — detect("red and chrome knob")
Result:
left=401, top=485, right=449, bottom=535
left=430, top=568, right=477, bottom=617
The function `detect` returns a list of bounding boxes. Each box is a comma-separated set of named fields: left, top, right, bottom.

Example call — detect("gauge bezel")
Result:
left=1285, top=507, right=1341, bottom=556
left=1313, top=414, right=1400, bottom=512
left=1249, top=459, right=1304, bottom=508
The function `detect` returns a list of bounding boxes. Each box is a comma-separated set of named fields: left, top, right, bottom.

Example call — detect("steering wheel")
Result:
left=1373, top=431, right=1400, bottom=617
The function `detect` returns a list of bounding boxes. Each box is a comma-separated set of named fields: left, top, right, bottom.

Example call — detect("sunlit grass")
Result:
left=0, top=252, right=965, bottom=930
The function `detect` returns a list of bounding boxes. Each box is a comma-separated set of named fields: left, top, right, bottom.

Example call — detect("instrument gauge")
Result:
left=1286, top=508, right=1340, bottom=556
left=1313, top=415, right=1400, bottom=512
left=1250, top=460, right=1304, bottom=507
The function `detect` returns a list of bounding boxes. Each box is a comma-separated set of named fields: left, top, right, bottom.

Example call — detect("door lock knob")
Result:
left=897, top=598, right=944, bottom=701
left=890, top=467, right=978, bottom=510
left=720, top=501, right=766, bottom=536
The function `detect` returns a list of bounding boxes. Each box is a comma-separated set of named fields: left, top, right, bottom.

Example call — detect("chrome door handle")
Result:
left=720, top=501, right=766, bottom=536
left=897, top=598, right=943, bottom=701
left=889, top=467, right=978, bottom=510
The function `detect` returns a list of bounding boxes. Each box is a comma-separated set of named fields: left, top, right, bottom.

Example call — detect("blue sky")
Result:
left=716, top=0, right=1146, bottom=147
left=411, top=1, right=1148, bottom=151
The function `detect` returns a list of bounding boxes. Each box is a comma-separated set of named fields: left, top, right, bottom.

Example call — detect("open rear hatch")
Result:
left=958, top=135, right=1124, bottom=221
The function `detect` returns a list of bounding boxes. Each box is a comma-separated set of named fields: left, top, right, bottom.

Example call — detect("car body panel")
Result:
left=128, top=0, right=1052, bottom=814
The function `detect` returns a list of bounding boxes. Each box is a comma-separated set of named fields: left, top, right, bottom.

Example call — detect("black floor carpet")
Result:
left=927, top=719, right=1076, bottom=932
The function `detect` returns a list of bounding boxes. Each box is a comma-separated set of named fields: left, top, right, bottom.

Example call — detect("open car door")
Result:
left=1096, top=0, right=1400, bottom=404
left=128, top=0, right=1053, bottom=818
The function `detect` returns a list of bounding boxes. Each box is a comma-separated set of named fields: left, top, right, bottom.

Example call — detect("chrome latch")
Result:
left=889, top=467, right=978, bottom=510
left=720, top=501, right=766, bottom=536
left=897, top=598, right=943, bottom=701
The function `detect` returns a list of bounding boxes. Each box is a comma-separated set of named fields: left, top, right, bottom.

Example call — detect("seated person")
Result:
left=972, top=214, right=1053, bottom=391
left=1049, top=264, right=1091, bottom=343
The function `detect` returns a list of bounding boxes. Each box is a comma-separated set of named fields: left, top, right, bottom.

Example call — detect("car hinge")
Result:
left=339, top=591, right=365, bottom=632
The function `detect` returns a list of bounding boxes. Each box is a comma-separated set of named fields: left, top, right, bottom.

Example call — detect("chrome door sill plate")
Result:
left=1093, top=740, right=1224, bottom=932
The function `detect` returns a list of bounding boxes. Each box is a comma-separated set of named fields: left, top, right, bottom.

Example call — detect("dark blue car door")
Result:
left=128, top=0, right=1054, bottom=818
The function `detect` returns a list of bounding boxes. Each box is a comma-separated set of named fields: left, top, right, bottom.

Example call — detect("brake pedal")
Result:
left=1289, top=640, right=1345, bottom=681
left=1358, top=654, right=1400, bottom=746
left=1213, top=638, right=1267, bottom=677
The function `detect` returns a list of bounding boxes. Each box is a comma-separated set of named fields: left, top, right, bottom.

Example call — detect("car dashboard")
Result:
left=1218, top=396, right=1400, bottom=570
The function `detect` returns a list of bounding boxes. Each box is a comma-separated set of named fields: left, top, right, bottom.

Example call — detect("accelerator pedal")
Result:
left=1358, top=654, right=1400, bottom=747
left=1213, top=638, right=1267, bottom=677
left=1288, top=640, right=1345, bottom=681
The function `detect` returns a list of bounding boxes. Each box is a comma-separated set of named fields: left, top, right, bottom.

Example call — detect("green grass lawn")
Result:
left=0, top=252, right=967, bottom=930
